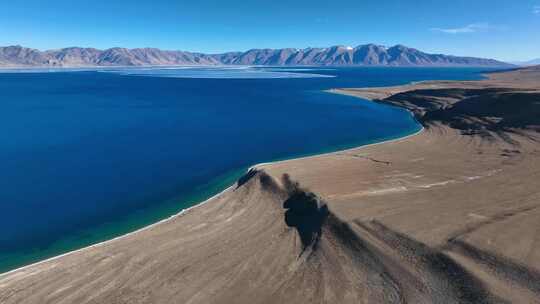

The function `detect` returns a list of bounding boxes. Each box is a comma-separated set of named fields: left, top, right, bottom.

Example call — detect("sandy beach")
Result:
left=1, top=66, right=539, bottom=303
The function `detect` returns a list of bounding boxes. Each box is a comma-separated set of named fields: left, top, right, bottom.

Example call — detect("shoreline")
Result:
left=0, top=70, right=432, bottom=276
left=0, top=118, right=424, bottom=278
left=4, top=63, right=500, bottom=277
left=252, top=125, right=425, bottom=170
left=0, top=66, right=486, bottom=276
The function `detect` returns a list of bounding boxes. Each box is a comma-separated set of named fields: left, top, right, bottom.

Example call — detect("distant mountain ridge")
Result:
left=0, top=44, right=513, bottom=67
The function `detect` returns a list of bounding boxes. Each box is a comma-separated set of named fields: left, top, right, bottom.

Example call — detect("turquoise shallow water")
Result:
left=0, top=66, right=488, bottom=273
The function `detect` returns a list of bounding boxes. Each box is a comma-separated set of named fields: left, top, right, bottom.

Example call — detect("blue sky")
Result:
left=0, top=0, right=538, bottom=61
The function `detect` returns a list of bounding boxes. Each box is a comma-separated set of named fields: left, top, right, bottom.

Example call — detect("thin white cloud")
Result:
left=534, top=5, right=540, bottom=15
left=431, top=22, right=493, bottom=34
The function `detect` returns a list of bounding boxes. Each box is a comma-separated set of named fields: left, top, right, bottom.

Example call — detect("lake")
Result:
left=0, top=66, right=487, bottom=273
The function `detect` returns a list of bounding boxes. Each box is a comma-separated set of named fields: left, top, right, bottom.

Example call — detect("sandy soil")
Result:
left=1, top=66, right=539, bottom=304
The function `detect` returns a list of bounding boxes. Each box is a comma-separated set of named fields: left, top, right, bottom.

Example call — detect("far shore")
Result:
left=0, top=64, right=516, bottom=71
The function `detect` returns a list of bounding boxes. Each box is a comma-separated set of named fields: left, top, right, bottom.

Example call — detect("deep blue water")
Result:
left=0, top=67, right=487, bottom=272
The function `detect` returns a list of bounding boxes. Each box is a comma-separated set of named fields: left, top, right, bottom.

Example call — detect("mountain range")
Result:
left=0, top=44, right=513, bottom=67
